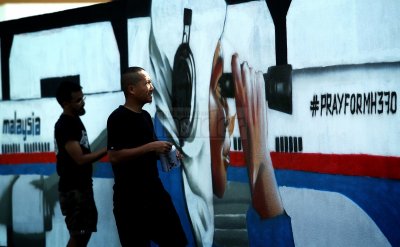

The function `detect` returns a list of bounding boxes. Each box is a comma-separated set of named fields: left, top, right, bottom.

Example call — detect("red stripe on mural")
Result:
left=0, top=152, right=57, bottom=164
left=1, top=151, right=398, bottom=179
left=229, top=151, right=246, bottom=167
left=229, top=151, right=400, bottom=180
left=100, top=156, right=109, bottom=162
left=0, top=152, right=109, bottom=164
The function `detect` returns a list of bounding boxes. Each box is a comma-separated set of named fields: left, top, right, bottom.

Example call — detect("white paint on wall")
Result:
left=221, top=1, right=275, bottom=74
left=128, top=17, right=151, bottom=71
left=127, top=17, right=156, bottom=117
left=280, top=187, right=391, bottom=247
left=0, top=3, right=100, bottom=22
left=44, top=178, right=121, bottom=247
left=79, top=92, right=125, bottom=149
left=287, top=0, right=400, bottom=69
left=12, top=175, right=45, bottom=234
left=225, top=62, right=400, bottom=157
left=0, top=91, right=124, bottom=153
left=6, top=174, right=120, bottom=247
left=0, top=98, right=61, bottom=148
left=9, top=22, right=120, bottom=100
left=88, top=178, right=121, bottom=247
left=0, top=175, right=16, bottom=246
left=267, top=63, right=400, bottom=156
left=45, top=200, right=70, bottom=247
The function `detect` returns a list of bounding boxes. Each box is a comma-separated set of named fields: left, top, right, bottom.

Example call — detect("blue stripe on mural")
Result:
left=93, top=162, right=114, bottom=178
left=227, top=166, right=400, bottom=247
left=227, top=165, right=249, bottom=183
left=1, top=162, right=398, bottom=246
left=0, top=161, right=173, bottom=180
left=0, top=163, right=57, bottom=176
left=247, top=205, right=295, bottom=247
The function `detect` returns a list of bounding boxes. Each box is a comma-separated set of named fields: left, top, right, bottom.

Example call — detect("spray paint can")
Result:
left=159, top=153, right=173, bottom=172
left=159, top=145, right=181, bottom=172
left=167, top=145, right=181, bottom=168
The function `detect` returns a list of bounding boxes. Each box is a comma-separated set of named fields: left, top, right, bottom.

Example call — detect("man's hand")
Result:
left=109, top=141, right=172, bottom=165
left=151, top=141, right=173, bottom=154
left=65, top=141, right=107, bottom=166
left=176, top=149, right=183, bottom=160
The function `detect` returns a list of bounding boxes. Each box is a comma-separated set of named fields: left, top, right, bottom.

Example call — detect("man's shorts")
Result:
left=59, top=188, right=98, bottom=236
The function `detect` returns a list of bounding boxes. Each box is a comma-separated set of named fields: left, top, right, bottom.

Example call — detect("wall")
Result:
left=0, top=0, right=399, bottom=246
left=0, top=3, right=103, bottom=22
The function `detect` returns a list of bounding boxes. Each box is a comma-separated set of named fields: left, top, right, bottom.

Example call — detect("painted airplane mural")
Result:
left=0, top=0, right=399, bottom=246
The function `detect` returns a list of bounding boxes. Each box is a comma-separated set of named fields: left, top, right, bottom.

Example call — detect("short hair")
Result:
left=121, top=66, right=145, bottom=95
left=56, top=81, right=82, bottom=107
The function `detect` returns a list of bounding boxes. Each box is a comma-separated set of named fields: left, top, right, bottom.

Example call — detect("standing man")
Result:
left=107, top=67, right=188, bottom=246
left=54, top=81, right=107, bottom=247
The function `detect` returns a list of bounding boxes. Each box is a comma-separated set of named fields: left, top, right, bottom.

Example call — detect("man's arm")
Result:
left=65, top=141, right=107, bottom=166
left=108, top=141, right=172, bottom=165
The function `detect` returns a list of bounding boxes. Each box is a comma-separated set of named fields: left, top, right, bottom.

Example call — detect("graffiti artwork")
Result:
left=1, top=0, right=400, bottom=246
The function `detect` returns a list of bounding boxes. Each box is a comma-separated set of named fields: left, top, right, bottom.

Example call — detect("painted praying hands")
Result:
left=209, top=41, right=284, bottom=219
left=232, top=53, right=284, bottom=219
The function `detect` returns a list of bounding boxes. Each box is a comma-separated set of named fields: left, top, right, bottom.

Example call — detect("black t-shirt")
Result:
left=107, top=106, right=163, bottom=202
left=54, top=114, right=93, bottom=192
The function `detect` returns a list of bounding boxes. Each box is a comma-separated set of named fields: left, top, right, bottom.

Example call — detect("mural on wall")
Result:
left=1, top=0, right=400, bottom=247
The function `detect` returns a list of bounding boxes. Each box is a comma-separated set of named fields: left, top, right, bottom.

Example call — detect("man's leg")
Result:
left=113, top=204, right=151, bottom=247
left=67, top=233, right=92, bottom=247
left=59, top=189, right=98, bottom=247
left=150, top=191, right=188, bottom=246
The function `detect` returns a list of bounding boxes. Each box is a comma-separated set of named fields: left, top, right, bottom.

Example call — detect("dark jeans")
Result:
left=113, top=189, right=188, bottom=246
